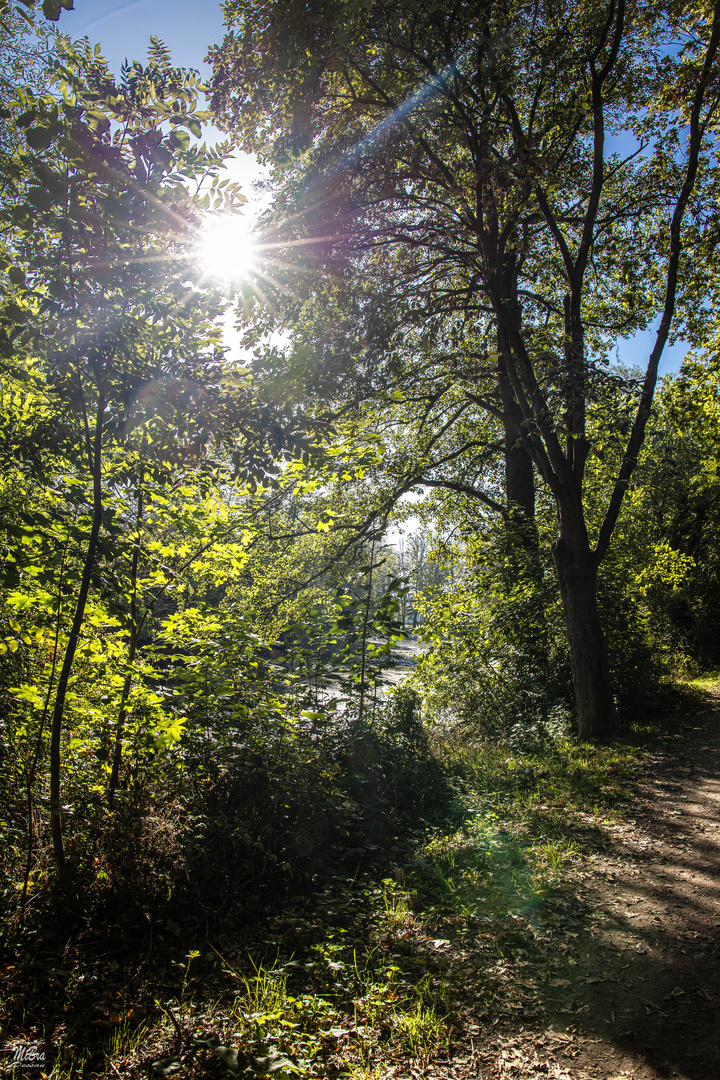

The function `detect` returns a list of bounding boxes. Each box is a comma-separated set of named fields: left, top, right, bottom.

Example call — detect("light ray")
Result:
left=333, top=65, right=455, bottom=175
left=243, top=277, right=280, bottom=320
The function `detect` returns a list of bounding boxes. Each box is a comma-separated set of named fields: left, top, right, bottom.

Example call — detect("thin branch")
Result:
left=414, top=476, right=505, bottom=515
left=596, top=2, right=720, bottom=561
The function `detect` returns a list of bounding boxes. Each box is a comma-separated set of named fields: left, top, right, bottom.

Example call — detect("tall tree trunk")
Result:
left=49, top=401, right=105, bottom=912
left=497, top=339, right=538, bottom=565
left=504, top=411, right=535, bottom=523
left=498, top=353, right=535, bottom=524
left=552, top=503, right=615, bottom=741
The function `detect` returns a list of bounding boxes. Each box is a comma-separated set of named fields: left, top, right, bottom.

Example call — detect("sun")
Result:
left=197, top=213, right=258, bottom=283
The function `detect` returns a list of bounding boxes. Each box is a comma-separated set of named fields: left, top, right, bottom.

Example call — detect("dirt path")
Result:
left=449, top=691, right=720, bottom=1080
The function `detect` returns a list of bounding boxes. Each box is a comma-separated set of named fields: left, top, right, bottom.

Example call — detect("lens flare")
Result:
left=197, top=214, right=257, bottom=282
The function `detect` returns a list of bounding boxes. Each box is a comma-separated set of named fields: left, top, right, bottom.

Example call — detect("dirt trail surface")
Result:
left=435, top=692, right=720, bottom=1080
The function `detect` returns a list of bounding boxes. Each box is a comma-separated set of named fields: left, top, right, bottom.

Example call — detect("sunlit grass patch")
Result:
left=224, top=959, right=341, bottom=1070
left=405, top=724, right=660, bottom=925
left=684, top=671, right=720, bottom=693
left=379, top=878, right=415, bottom=929
left=419, top=820, right=534, bottom=920
left=392, top=999, right=451, bottom=1061
left=343, top=1058, right=386, bottom=1080
left=45, top=1048, right=90, bottom=1080
left=106, top=1017, right=151, bottom=1067
left=163, top=939, right=455, bottom=1078
left=529, top=835, right=580, bottom=879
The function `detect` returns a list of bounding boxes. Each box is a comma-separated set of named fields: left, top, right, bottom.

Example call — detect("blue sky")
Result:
left=62, top=0, right=224, bottom=78
left=61, top=1, right=687, bottom=377
left=62, top=0, right=263, bottom=196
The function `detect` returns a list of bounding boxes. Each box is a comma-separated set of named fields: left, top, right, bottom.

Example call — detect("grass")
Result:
left=684, top=671, right=720, bottom=693
left=392, top=1000, right=450, bottom=1061
left=5, top=680, right=712, bottom=1079
left=398, top=726, right=647, bottom=930
left=105, top=1019, right=151, bottom=1071
left=53, top=939, right=452, bottom=1079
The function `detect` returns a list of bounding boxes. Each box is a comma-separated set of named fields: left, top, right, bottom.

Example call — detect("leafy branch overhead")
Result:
left=210, top=0, right=720, bottom=738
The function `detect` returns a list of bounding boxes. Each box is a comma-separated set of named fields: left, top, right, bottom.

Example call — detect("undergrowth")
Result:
left=0, top=681, right=707, bottom=1078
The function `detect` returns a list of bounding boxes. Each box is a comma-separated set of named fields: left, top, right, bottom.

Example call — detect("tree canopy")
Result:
left=210, top=0, right=720, bottom=737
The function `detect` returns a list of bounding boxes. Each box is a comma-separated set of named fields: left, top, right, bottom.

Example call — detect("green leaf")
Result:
left=10, top=205, right=33, bottom=229
left=1, top=567, right=20, bottom=590
left=216, top=1046, right=240, bottom=1073
left=27, top=187, right=54, bottom=211
left=26, top=126, right=53, bottom=150
left=4, top=302, right=28, bottom=324
left=9, top=684, right=44, bottom=708
left=42, top=0, right=64, bottom=19
left=169, top=129, right=190, bottom=151
left=195, top=1036, right=221, bottom=1049
left=16, top=109, right=36, bottom=129
left=85, top=110, right=110, bottom=134
left=252, top=1054, right=299, bottom=1076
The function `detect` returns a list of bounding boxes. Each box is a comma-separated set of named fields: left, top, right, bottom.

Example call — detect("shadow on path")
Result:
left=525, top=692, right=720, bottom=1079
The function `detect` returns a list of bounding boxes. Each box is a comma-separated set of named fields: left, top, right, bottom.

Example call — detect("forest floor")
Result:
left=427, top=686, right=720, bottom=1080
left=2, top=686, right=719, bottom=1080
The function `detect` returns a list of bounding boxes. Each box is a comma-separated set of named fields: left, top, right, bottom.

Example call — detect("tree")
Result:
left=210, top=0, right=720, bottom=738
left=0, top=32, right=299, bottom=908
left=624, top=358, right=720, bottom=669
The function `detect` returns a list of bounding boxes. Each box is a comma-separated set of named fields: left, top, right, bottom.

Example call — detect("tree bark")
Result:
left=504, top=422, right=535, bottom=524
left=498, top=345, right=535, bottom=525
left=552, top=511, right=615, bottom=741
